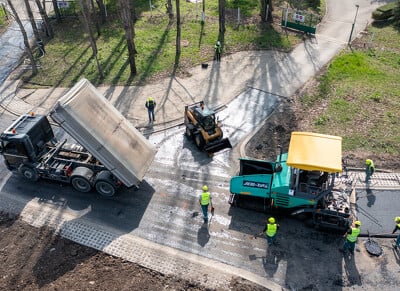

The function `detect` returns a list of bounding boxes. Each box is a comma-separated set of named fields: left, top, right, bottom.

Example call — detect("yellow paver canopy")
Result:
left=287, top=132, right=342, bottom=173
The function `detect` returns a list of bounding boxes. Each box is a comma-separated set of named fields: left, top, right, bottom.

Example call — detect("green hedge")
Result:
left=372, top=2, right=397, bottom=21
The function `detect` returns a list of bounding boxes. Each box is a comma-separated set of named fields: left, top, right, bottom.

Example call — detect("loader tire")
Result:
left=195, top=134, right=205, bottom=149
left=185, top=127, right=193, bottom=139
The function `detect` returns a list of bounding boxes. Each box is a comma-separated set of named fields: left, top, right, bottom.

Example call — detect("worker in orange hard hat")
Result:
left=342, top=220, right=361, bottom=256
left=392, top=217, right=400, bottom=249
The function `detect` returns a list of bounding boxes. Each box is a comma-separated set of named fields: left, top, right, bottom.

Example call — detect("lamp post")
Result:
left=348, top=4, right=360, bottom=45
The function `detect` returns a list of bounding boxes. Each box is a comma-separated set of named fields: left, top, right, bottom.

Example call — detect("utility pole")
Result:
left=348, top=4, right=360, bottom=45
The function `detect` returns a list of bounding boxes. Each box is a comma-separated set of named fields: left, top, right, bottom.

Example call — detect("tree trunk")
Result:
left=34, top=0, right=54, bottom=38
left=90, top=0, right=101, bottom=36
left=218, top=0, right=226, bottom=34
left=118, top=0, right=137, bottom=77
left=95, top=0, right=107, bottom=24
left=7, top=0, right=38, bottom=75
left=175, top=0, right=181, bottom=55
left=79, top=0, right=104, bottom=79
left=51, top=0, right=62, bottom=22
left=267, top=0, right=273, bottom=22
left=166, top=0, right=173, bottom=21
left=260, top=0, right=273, bottom=22
left=23, top=0, right=41, bottom=42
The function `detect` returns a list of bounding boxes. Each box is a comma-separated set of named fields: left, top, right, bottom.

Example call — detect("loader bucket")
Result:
left=204, top=138, right=232, bottom=155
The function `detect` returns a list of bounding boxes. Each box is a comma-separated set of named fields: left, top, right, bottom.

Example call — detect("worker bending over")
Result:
left=343, top=220, right=361, bottom=256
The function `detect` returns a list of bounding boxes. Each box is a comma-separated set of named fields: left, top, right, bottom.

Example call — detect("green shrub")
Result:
left=372, top=2, right=396, bottom=21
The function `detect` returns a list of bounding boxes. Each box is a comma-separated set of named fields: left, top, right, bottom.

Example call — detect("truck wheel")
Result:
left=71, top=176, right=92, bottom=193
left=185, top=127, right=193, bottom=139
left=19, top=165, right=39, bottom=182
left=95, top=181, right=116, bottom=197
left=195, top=134, right=205, bottom=149
left=95, top=171, right=116, bottom=197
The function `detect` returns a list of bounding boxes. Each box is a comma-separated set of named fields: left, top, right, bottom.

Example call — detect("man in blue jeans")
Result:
left=199, top=185, right=212, bottom=223
left=145, top=97, right=156, bottom=123
left=343, top=220, right=361, bottom=255
left=263, top=217, right=279, bottom=246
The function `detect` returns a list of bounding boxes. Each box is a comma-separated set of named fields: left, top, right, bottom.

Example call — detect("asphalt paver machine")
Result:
left=230, top=132, right=352, bottom=231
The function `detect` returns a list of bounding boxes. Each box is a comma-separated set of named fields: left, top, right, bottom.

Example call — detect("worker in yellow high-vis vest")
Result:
left=199, top=185, right=213, bottom=223
left=343, top=220, right=361, bottom=255
left=365, top=159, right=375, bottom=183
left=392, top=217, right=400, bottom=249
left=263, top=217, right=279, bottom=246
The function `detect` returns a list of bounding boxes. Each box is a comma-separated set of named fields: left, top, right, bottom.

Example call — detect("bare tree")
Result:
left=23, top=0, right=41, bottom=42
left=79, top=0, right=104, bottom=79
left=118, top=0, right=137, bottom=76
left=95, top=0, right=107, bottom=24
left=90, top=0, right=101, bottom=36
left=34, top=0, right=54, bottom=38
left=51, top=0, right=62, bottom=22
left=260, top=0, right=273, bottom=22
left=218, top=0, right=226, bottom=34
left=175, top=0, right=181, bottom=55
left=166, top=0, right=173, bottom=21
left=6, top=0, right=38, bottom=75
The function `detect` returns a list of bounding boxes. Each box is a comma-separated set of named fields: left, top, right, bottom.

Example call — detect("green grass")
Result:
left=21, top=0, right=320, bottom=87
left=0, top=5, right=7, bottom=26
left=303, top=24, right=400, bottom=155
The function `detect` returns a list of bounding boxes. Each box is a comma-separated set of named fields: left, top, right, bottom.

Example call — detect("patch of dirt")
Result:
left=0, top=212, right=266, bottom=290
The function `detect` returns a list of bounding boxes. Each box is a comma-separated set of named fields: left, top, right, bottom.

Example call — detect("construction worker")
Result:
left=343, top=220, right=361, bottom=255
left=365, top=159, right=375, bottom=183
left=214, top=41, right=221, bottom=62
left=145, top=97, right=156, bottom=123
left=199, top=185, right=212, bottom=223
left=392, top=217, right=400, bottom=249
left=263, top=217, right=279, bottom=246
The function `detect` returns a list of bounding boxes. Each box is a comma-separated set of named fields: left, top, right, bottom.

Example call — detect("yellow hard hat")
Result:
left=268, top=217, right=275, bottom=224
left=148, top=97, right=154, bottom=101
left=395, top=217, right=400, bottom=223
left=366, top=159, right=372, bottom=165
left=202, top=185, right=208, bottom=191
left=354, top=220, right=361, bottom=226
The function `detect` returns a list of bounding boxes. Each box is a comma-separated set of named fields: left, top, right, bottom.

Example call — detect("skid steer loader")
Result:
left=184, top=101, right=232, bottom=155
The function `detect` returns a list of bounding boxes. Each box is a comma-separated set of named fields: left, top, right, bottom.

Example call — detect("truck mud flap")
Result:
left=204, top=138, right=232, bottom=154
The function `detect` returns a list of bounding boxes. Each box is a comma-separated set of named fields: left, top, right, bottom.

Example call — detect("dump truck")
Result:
left=0, top=78, right=156, bottom=197
left=230, top=132, right=352, bottom=231
left=184, top=101, right=232, bottom=155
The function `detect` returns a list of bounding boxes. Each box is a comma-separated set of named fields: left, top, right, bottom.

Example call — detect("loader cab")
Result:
left=193, top=107, right=217, bottom=132
left=0, top=114, right=54, bottom=170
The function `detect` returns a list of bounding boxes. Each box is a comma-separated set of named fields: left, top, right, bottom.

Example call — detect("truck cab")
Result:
left=0, top=114, right=54, bottom=171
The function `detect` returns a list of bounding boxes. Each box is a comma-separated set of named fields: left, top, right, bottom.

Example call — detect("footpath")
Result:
left=1, top=1, right=399, bottom=290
